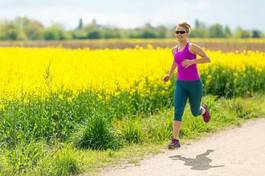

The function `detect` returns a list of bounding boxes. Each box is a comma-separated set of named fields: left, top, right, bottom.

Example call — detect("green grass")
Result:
left=80, top=93, right=265, bottom=175
left=1, top=93, right=265, bottom=176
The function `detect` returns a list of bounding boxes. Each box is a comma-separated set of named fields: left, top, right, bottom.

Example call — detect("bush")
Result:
left=73, top=115, right=122, bottom=150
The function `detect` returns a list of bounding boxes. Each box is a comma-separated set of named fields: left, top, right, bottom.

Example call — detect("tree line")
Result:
left=0, top=17, right=264, bottom=40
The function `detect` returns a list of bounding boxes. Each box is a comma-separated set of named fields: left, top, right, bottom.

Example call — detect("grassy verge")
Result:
left=1, top=93, right=264, bottom=176
left=80, top=93, right=265, bottom=176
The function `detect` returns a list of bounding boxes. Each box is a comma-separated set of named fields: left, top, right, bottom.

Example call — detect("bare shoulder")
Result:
left=188, top=42, right=204, bottom=54
left=189, top=42, right=209, bottom=57
left=189, top=42, right=202, bottom=50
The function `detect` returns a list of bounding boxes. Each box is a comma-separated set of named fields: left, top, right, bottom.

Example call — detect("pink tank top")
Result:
left=173, top=42, right=200, bottom=81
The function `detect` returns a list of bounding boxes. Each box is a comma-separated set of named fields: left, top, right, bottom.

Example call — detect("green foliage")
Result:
left=201, top=64, right=265, bottom=98
left=208, top=23, right=226, bottom=38
left=120, top=118, right=144, bottom=144
left=43, top=24, right=70, bottom=40
left=0, top=141, right=46, bottom=175
left=0, top=93, right=264, bottom=175
left=227, top=98, right=258, bottom=119
left=0, top=17, right=264, bottom=40
left=53, top=150, right=80, bottom=176
left=73, top=115, right=122, bottom=150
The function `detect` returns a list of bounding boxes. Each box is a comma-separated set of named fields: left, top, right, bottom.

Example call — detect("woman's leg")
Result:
left=173, top=120, right=182, bottom=139
left=173, top=81, right=188, bottom=139
left=187, top=80, right=211, bottom=122
left=187, top=80, right=203, bottom=116
left=168, top=81, right=187, bottom=149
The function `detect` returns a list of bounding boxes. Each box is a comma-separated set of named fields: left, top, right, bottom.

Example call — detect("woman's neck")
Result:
left=178, top=39, right=188, bottom=48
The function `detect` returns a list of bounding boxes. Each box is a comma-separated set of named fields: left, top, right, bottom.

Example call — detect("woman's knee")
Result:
left=191, top=108, right=202, bottom=117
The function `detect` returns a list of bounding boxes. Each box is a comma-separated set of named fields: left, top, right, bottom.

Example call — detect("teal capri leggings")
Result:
left=174, top=79, right=203, bottom=121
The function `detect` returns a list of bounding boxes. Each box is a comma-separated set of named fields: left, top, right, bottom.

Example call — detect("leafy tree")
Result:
left=77, top=18, right=84, bottom=30
left=43, top=24, right=69, bottom=40
left=209, top=23, right=226, bottom=38
left=252, top=29, right=262, bottom=38
left=224, top=25, right=232, bottom=38
left=234, top=27, right=251, bottom=38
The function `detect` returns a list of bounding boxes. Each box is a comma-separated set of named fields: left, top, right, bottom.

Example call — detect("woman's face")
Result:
left=175, top=26, right=188, bottom=42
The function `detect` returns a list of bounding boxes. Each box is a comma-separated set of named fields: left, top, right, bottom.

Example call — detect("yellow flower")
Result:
left=0, top=47, right=264, bottom=102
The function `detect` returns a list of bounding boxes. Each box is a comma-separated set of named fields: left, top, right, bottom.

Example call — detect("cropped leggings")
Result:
left=174, top=79, right=203, bottom=121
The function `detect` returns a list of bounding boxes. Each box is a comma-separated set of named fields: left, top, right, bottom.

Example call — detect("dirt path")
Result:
left=100, top=118, right=265, bottom=176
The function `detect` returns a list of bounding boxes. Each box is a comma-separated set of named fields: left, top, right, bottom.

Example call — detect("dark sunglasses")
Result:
left=175, top=30, right=186, bottom=34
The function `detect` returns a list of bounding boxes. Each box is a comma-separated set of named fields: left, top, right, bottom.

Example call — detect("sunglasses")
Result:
left=175, top=30, right=186, bottom=34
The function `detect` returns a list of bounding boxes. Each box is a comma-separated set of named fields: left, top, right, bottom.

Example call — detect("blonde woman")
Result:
left=163, top=22, right=211, bottom=149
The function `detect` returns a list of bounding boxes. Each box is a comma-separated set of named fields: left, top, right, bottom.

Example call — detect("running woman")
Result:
left=162, top=22, right=211, bottom=149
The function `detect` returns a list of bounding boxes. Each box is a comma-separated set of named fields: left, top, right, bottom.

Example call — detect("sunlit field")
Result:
left=0, top=46, right=265, bottom=175
left=1, top=46, right=265, bottom=101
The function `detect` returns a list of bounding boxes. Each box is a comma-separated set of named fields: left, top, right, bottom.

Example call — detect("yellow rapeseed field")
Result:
left=0, top=46, right=265, bottom=101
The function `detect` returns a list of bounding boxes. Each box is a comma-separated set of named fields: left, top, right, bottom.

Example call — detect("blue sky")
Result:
left=0, top=0, right=264, bottom=30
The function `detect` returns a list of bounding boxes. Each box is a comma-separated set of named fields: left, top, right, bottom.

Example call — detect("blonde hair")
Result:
left=177, top=22, right=191, bottom=33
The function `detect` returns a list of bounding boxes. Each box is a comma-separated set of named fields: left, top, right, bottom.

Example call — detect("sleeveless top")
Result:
left=173, top=42, right=200, bottom=81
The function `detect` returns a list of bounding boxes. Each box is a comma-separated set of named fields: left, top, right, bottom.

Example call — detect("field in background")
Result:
left=0, top=38, right=265, bottom=51
left=1, top=47, right=265, bottom=101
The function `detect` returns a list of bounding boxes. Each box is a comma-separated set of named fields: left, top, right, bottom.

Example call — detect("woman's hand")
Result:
left=162, top=74, right=171, bottom=82
left=182, top=59, right=195, bottom=68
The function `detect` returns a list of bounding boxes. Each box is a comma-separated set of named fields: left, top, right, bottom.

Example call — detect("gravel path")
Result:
left=100, top=118, right=265, bottom=176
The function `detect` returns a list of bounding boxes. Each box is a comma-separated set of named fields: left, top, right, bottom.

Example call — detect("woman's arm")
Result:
left=167, top=57, right=177, bottom=77
left=167, top=47, right=177, bottom=77
left=163, top=48, right=177, bottom=82
left=181, top=43, right=211, bottom=68
left=189, top=43, right=211, bottom=64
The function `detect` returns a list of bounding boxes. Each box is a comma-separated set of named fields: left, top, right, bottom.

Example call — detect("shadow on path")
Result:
left=169, top=149, right=224, bottom=170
